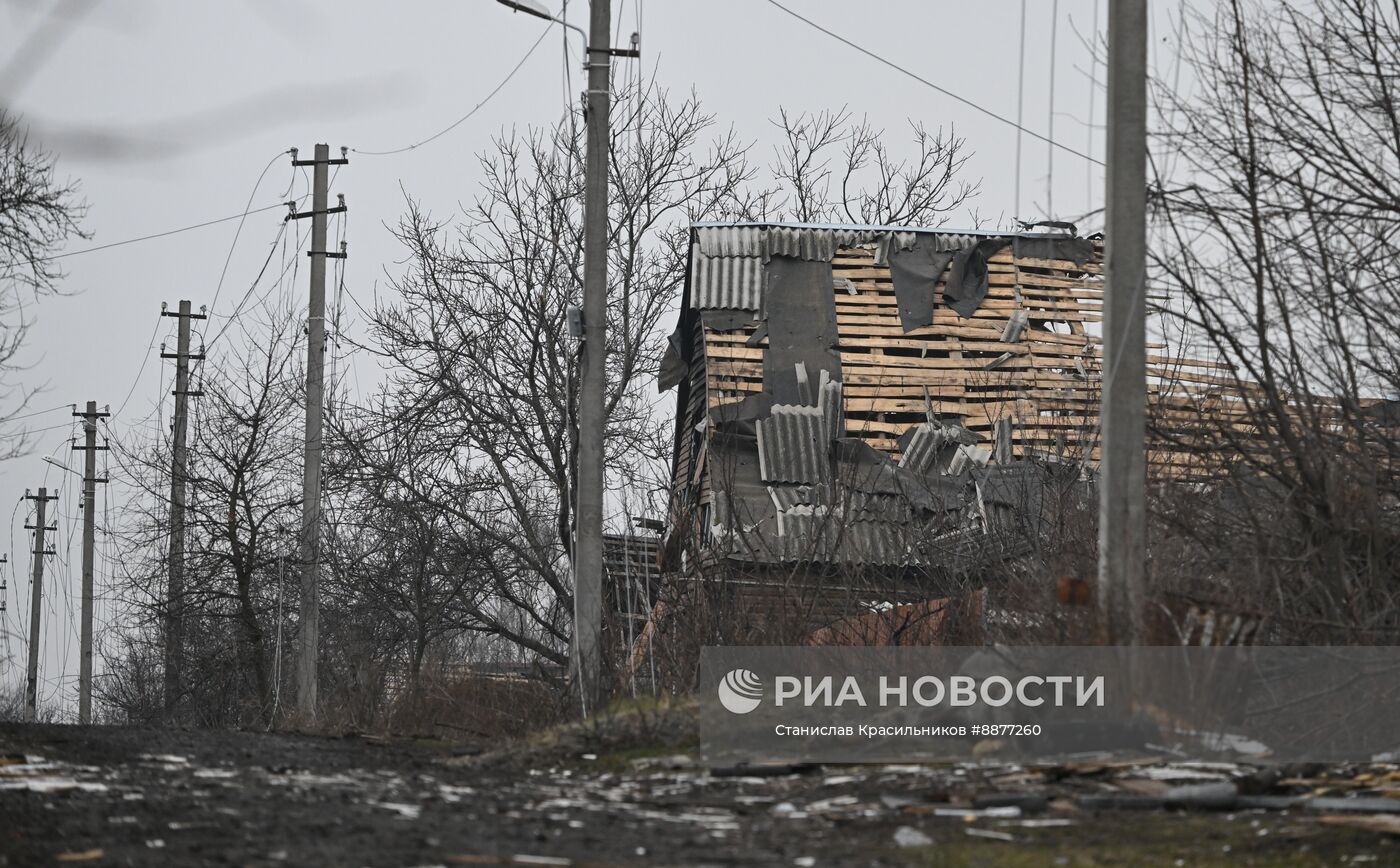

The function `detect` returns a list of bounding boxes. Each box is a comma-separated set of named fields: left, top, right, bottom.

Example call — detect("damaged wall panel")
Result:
left=762, top=255, right=843, bottom=405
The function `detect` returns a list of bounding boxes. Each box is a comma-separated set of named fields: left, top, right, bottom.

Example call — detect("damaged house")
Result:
left=622, top=221, right=1249, bottom=653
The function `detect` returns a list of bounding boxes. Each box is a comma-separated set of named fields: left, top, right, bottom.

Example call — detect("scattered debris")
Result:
left=7, top=723, right=1400, bottom=866
left=965, top=827, right=1016, bottom=842
left=893, top=826, right=934, bottom=848
left=373, top=801, right=423, bottom=819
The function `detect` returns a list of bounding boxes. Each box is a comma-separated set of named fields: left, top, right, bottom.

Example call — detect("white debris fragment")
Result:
left=438, top=784, right=475, bottom=802
left=879, top=765, right=933, bottom=775
left=373, top=801, right=422, bottom=820
left=0, top=778, right=108, bottom=793
left=770, top=800, right=808, bottom=819
left=1135, top=766, right=1231, bottom=782
left=965, top=827, right=1015, bottom=842
left=893, top=826, right=934, bottom=848
left=267, top=771, right=358, bottom=787
left=933, top=806, right=1021, bottom=819
left=805, top=795, right=860, bottom=813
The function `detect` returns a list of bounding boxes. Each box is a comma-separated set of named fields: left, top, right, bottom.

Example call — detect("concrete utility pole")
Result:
left=74, top=401, right=110, bottom=725
left=161, top=300, right=206, bottom=719
left=1099, top=0, right=1149, bottom=643
left=573, top=0, right=616, bottom=713
left=23, top=488, right=57, bottom=721
left=289, top=144, right=348, bottom=724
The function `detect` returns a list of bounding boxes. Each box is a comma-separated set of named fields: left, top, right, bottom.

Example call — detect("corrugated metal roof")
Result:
left=696, top=224, right=975, bottom=263
left=848, top=491, right=913, bottom=523
left=900, top=423, right=954, bottom=475
left=976, top=463, right=1045, bottom=508
left=696, top=226, right=766, bottom=258
left=766, top=226, right=847, bottom=261
left=770, top=502, right=925, bottom=566
left=783, top=513, right=915, bottom=566
left=690, top=252, right=764, bottom=310
left=691, top=220, right=1009, bottom=238
left=756, top=404, right=829, bottom=484
left=820, top=379, right=843, bottom=439
left=837, top=520, right=915, bottom=565
left=768, top=483, right=826, bottom=511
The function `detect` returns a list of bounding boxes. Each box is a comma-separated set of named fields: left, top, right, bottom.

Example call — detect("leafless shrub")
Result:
left=0, top=110, right=88, bottom=448
left=1146, top=0, right=1400, bottom=641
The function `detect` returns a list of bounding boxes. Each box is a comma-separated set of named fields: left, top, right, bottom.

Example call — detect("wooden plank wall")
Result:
left=703, top=244, right=1254, bottom=481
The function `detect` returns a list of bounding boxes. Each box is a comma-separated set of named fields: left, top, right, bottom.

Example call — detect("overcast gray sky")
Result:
left=1, top=0, right=1165, bottom=714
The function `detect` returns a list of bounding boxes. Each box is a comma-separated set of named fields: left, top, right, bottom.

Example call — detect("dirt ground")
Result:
left=2, top=722, right=1397, bottom=867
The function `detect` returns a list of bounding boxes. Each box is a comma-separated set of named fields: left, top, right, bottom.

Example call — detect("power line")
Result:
left=208, top=150, right=297, bottom=315
left=3, top=404, right=72, bottom=424
left=1, top=420, right=78, bottom=438
left=206, top=217, right=301, bottom=351
left=38, top=202, right=294, bottom=263
left=352, top=24, right=552, bottom=157
left=760, top=0, right=1104, bottom=167
left=1048, top=0, right=1060, bottom=216
left=1015, top=0, right=1027, bottom=217
left=111, top=315, right=163, bottom=420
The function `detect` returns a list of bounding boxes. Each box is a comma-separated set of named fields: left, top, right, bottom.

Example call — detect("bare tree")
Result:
left=104, top=299, right=303, bottom=726
left=1148, top=0, right=1400, bottom=638
left=766, top=107, right=979, bottom=226
left=0, top=110, right=88, bottom=446
left=332, top=80, right=757, bottom=672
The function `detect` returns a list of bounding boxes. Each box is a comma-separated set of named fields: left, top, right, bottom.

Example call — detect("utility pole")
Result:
left=289, top=144, right=347, bottom=724
left=1099, top=0, right=1148, bottom=643
left=23, top=488, right=57, bottom=721
left=572, top=0, right=617, bottom=714
left=73, top=401, right=110, bottom=725
left=160, top=300, right=206, bottom=719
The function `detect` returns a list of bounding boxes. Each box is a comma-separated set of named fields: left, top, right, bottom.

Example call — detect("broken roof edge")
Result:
left=689, top=220, right=1081, bottom=238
